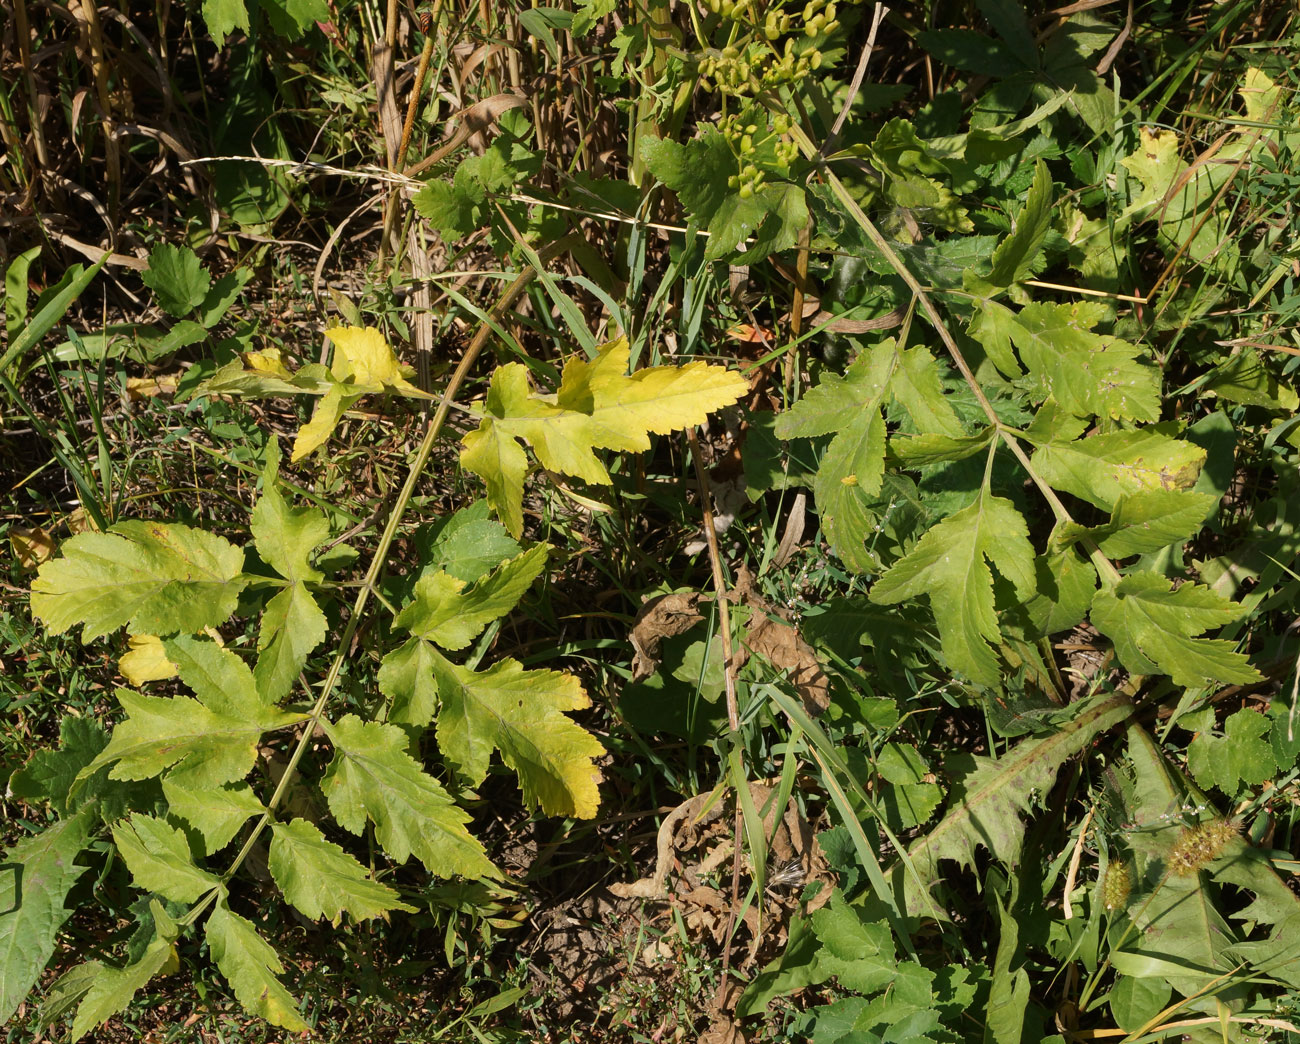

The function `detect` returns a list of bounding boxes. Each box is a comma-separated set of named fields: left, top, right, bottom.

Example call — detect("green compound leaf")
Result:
left=140, top=243, right=210, bottom=318
left=393, top=545, right=549, bottom=652
left=205, top=903, right=310, bottom=1033
left=1054, top=489, right=1218, bottom=558
left=1090, top=572, right=1261, bottom=687
left=1186, top=709, right=1276, bottom=796
left=9, top=716, right=109, bottom=816
left=71, top=902, right=179, bottom=1041
left=320, top=714, right=497, bottom=880
left=0, top=808, right=95, bottom=1025
left=1030, top=428, right=1206, bottom=511
left=869, top=491, right=1035, bottom=686
left=111, top=814, right=221, bottom=904
left=268, top=819, right=415, bottom=925
left=429, top=650, right=604, bottom=819
left=79, top=637, right=306, bottom=789
left=378, top=637, right=442, bottom=728
left=811, top=899, right=899, bottom=995
left=251, top=439, right=329, bottom=703
left=461, top=337, right=745, bottom=537
left=160, top=776, right=265, bottom=855
left=972, top=299, right=1159, bottom=422
left=31, top=521, right=248, bottom=641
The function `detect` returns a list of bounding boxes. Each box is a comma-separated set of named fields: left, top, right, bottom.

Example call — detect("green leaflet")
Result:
left=0, top=808, right=95, bottom=1025
left=78, top=637, right=306, bottom=789
left=161, top=776, right=265, bottom=854
left=869, top=491, right=1035, bottom=686
left=71, top=901, right=180, bottom=1041
left=1053, top=489, right=1218, bottom=558
left=141, top=243, right=210, bottom=317
left=267, top=819, right=415, bottom=925
left=320, top=714, right=497, bottom=879
left=205, top=903, right=310, bottom=1032
left=429, top=651, right=604, bottom=819
left=251, top=438, right=329, bottom=703
left=988, top=158, right=1053, bottom=287
left=893, top=691, right=1133, bottom=917
left=1029, top=428, right=1206, bottom=510
left=31, top=521, right=248, bottom=640
left=970, top=299, right=1159, bottom=422
left=460, top=337, right=746, bottom=537
left=1186, top=709, right=1275, bottom=796
left=111, top=814, right=221, bottom=904
left=393, top=545, right=549, bottom=652
left=1090, top=572, right=1260, bottom=687
left=9, top=715, right=109, bottom=817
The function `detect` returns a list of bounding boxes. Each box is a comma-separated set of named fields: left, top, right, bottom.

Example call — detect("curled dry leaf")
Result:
left=629, top=592, right=704, bottom=681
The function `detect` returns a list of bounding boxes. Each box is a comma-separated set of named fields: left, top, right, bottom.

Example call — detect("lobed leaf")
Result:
left=320, top=714, right=497, bottom=879
left=71, top=902, right=180, bottom=1041
left=111, top=814, right=221, bottom=904
left=205, top=903, right=310, bottom=1032
left=31, top=522, right=247, bottom=641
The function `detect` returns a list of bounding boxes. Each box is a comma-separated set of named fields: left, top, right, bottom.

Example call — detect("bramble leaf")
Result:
left=111, top=814, right=221, bottom=904
left=320, top=714, right=497, bottom=879
left=267, top=819, right=415, bottom=925
left=429, top=650, right=604, bottom=818
left=1090, top=572, right=1261, bottom=686
left=869, top=491, right=1035, bottom=686
left=141, top=243, right=210, bottom=318
left=0, top=809, right=95, bottom=1025
left=393, top=546, right=549, bottom=652
left=205, top=903, right=310, bottom=1032
left=460, top=337, right=746, bottom=536
left=31, top=522, right=247, bottom=641
left=1187, top=709, right=1275, bottom=795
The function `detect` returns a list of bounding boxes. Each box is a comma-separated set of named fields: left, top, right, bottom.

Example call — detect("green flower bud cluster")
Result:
left=719, top=108, right=800, bottom=197
left=800, top=0, right=839, bottom=38
left=699, top=45, right=757, bottom=95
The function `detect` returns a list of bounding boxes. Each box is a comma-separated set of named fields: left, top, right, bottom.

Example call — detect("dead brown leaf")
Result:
left=629, top=592, right=704, bottom=681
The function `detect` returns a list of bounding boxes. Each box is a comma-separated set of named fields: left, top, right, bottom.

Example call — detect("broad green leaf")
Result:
left=812, top=899, right=898, bottom=995
left=974, top=300, right=1159, bottom=422
left=1054, top=490, right=1217, bottom=558
left=205, top=903, right=310, bottom=1032
left=422, top=501, right=522, bottom=583
left=31, top=521, right=247, bottom=641
left=870, top=492, right=1035, bottom=686
left=261, top=0, right=329, bottom=36
left=393, top=545, right=548, bottom=652
left=162, top=776, right=265, bottom=854
left=71, top=902, right=180, bottom=1041
left=989, top=159, right=1053, bottom=287
left=3, top=245, right=41, bottom=341
left=890, top=344, right=963, bottom=437
left=430, top=650, right=604, bottom=818
left=1186, top=709, right=1275, bottom=796
left=9, top=716, right=108, bottom=816
left=1031, top=429, right=1205, bottom=510
left=140, top=243, right=210, bottom=317
left=1016, top=548, right=1096, bottom=637
left=413, top=176, right=482, bottom=242
left=894, top=691, right=1132, bottom=916
left=461, top=338, right=745, bottom=537
left=320, top=714, right=497, bottom=879
left=198, top=267, right=252, bottom=328
left=201, top=0, right=249, bottom=45
left=0, top=808, right=95, bottom=1025
left=776, top=345, right=894, bottom=442
left=267, top=819, right=415, bottom=925
left=80, top=684, right=303, bottom=790
left=112, top=814, right=221, bottom=904
left=917, top=28, right=1020, bottom=75
left=254, top=585, right=327, bottom=704
left=378, top=637, right=442, bottom=727
left=1090, top=572, right=1261, bottom=686
left=889, top=427, right=995, bottom=467
left=1205, top=349, right=1299, bottom=410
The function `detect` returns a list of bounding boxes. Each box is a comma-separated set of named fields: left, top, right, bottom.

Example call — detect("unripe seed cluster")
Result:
left=1168, top=819, right=1238, bottom=875
left=1102, top=860, right=1131, bottom=910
